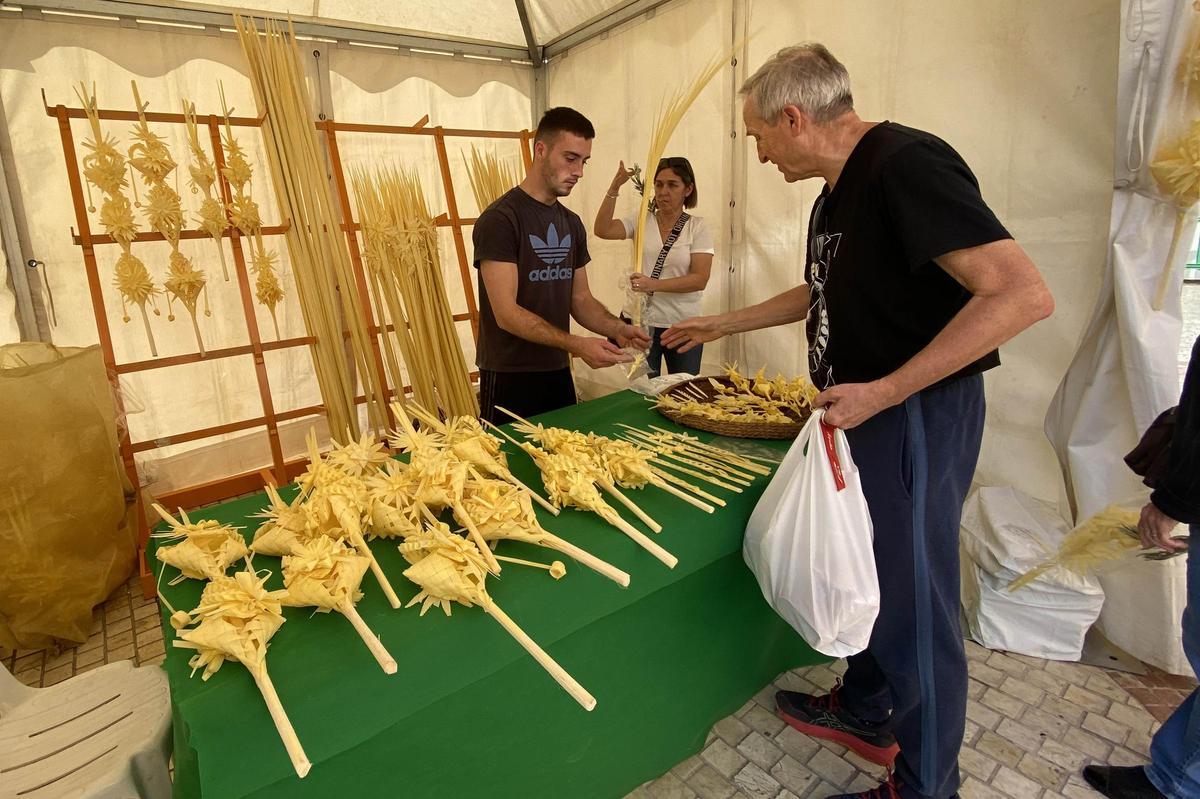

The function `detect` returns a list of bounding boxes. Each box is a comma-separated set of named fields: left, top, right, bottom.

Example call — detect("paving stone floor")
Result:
left=622, top=642, right=1191, bottom=799
left=3, top=576, right=1193, bottom=799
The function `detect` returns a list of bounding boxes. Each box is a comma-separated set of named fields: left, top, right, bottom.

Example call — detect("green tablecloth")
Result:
left=151, top=390, right=823, bottom=799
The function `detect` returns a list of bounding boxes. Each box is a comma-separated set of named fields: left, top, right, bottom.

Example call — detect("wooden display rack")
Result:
left=44, top=90, right=534, bottom=596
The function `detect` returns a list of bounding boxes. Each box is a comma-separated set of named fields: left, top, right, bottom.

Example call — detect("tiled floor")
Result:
left=2, top=576, right=1193, bottom=799
left=3, top=576, right=166, bottom=688
left=624, top=643, right=1190, bottom=799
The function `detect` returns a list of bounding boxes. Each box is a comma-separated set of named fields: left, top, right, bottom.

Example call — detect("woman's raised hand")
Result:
left=610, top=160, right=634, bottom=193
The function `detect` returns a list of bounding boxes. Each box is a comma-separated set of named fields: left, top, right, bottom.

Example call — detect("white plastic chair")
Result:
left=0, top=659, right=172, bottom=799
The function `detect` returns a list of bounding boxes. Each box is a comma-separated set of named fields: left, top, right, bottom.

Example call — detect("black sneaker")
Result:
left=1082, top=765, right=1165, bottom=799
left=775, top=683, right=900, bottom=767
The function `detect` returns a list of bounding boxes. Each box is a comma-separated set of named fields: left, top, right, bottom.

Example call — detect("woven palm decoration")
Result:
left=299, top=429, right=402, bottom=609
left=502, top=407, right=719, bottom=518
left=1008, top=505, right=1187, bottom=592
left=172, top=569, right=310, bottom=777
left=218, top=84, right=261, bottom=236
left=183, top=99, right=230, bottom=281
left=385, top=408, right=500, bottom=573
left=364, top=461, right=424, bottom=540
left=280, top=537, right=397, bottom=673
left=484, top=419, right=677, bottom=569
left=75, top=82, right=161, bottom=354
left=327, top=430, right=390, bottom=477
left=250, top=232, right=284, bottom=339
left=215, top=86, right=285, bottom=337
left=615, top=421, right=770, bottom=502
left=458, top=477, right=629, bottom=587
left=399, top=523, right=596, bottom=710
left=389, top=402, right=558, bottom=516
left=129, top=81, right=209, bottom=354
left=249, top=483, right=309, bottom=557
left=151, top=503, right=248, bottom=583
left=1150, top=119, right=1200, bottom=310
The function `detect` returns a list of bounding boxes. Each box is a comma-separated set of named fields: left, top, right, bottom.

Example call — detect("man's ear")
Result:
left=780, top=105, right=805, bottom=136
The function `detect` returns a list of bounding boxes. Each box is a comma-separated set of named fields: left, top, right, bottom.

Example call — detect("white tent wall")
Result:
left=546, top=0, right=737, bottom=400
left=736, top=0, right=1119, bottom=505
left=0, top=16, right=531, bottom=493
left=1045, top=0, right=1196, bottom=675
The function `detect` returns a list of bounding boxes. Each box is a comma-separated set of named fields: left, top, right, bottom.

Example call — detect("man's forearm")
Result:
left=720, top=285, right=810, bottom=335
left=881, top=285, right=1050, bottom=402
left=498, top=306, right=579, bottom=354
left=572, top=295, right=624, bottom=338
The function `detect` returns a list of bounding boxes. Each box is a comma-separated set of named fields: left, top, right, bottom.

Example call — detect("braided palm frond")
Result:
left=221, top=132, right=254, bottom=190
left=100, top=194, right=138, bottom=249
left=227, top=193, right=262, bottom=236
left=113, top=251, right=159, bottom=314
left=1151, top=119, right=1200, bottom=208
left=182, top=100, right=218, bottom=198
left=128, top=122, right=176, bottom=186
left=197, top=197, right=228, bottom=239
left=144, top=183, right=185, bottom=246
left=251, top=237, right=284, bottom=338
left=164, top=250, right=208, bottom=319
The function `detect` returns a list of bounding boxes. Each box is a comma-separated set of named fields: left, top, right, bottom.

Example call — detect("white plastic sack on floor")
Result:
left=743, top=410, right=879, bottom=657
left=959, top=486, right=1104, bottom=661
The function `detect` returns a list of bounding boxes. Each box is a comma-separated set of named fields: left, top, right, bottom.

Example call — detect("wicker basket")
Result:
left=654, top=375, right=810, bottom=439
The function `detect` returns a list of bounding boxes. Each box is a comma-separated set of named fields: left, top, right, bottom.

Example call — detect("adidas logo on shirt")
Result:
left=529, top=266, right=572, bottom=281
left=529, top=223, right=571, bottom=265
left=526, top=222, right=573, bottom=281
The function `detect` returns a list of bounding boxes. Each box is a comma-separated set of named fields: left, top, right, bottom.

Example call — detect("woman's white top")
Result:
left=620, top=212, right=715, bottom=328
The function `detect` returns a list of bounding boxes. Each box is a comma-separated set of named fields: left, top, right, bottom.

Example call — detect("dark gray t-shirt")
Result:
left=472, top=186, right=590, bottom=372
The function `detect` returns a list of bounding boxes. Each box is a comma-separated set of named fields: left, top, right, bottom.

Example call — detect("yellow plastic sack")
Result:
left=0, top=343, right=136, bottom=649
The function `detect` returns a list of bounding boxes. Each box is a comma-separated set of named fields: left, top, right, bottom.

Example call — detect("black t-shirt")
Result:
left=804, top=122, right=1011, bottom=389
left=472, top=186, right=590, bottom=372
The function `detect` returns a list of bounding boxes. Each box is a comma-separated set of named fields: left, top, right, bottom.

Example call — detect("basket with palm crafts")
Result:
left=654, top=366, right=818, bottom=440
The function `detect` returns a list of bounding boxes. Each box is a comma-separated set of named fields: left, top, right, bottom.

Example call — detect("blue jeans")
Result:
left=647, top=327, right=702, bottom=378
left=1147, top=524, right=1200, bottom=799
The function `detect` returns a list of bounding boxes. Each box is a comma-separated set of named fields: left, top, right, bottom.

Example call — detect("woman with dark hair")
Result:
left=594, top=157, right=715, bottom=377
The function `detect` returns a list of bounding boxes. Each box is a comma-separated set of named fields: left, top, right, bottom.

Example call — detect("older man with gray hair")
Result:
left=664, top=44, right=1054, bottom=799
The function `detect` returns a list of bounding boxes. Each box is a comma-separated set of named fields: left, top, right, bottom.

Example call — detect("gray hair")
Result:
left=740, top=43, right=854, bottom=123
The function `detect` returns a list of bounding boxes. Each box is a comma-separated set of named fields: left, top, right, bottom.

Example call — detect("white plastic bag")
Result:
left=743, top=410, right=879, bottom=657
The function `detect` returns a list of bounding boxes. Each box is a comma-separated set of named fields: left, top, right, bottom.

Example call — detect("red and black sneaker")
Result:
left=775, top=683, right=900, bottom=767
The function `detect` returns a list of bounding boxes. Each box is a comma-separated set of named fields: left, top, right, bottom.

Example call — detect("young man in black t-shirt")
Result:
left=664, top=45, right=1054, bottom=799
left=473, top=107, right=649, bottom=424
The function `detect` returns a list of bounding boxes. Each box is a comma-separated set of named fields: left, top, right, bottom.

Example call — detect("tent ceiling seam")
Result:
left=542, top=0, right=675, bottom=59
left=8, top=0, right=535, bottom=62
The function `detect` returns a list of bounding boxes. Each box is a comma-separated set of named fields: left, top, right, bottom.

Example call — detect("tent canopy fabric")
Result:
left=3, top=0, right=641, bottom=54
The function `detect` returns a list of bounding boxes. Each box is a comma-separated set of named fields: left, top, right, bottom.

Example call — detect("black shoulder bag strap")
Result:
left=646, top=212, right=690, bottom=303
